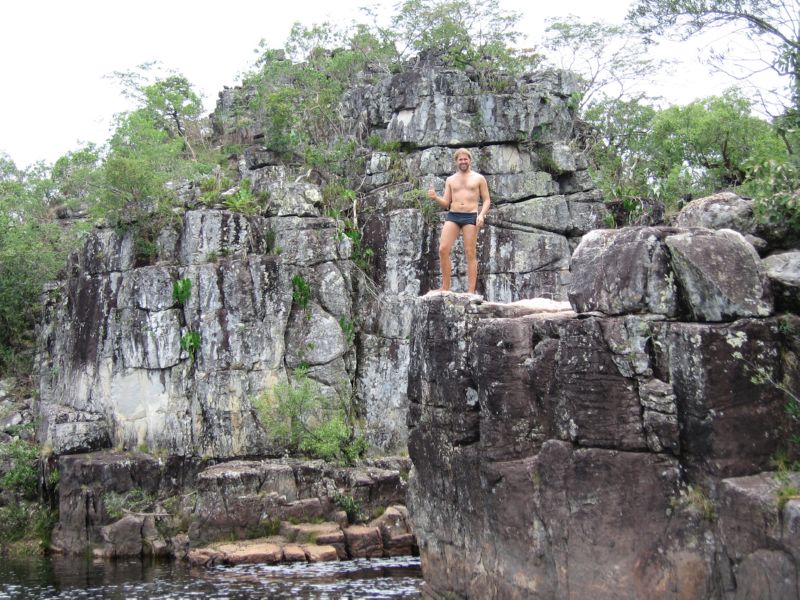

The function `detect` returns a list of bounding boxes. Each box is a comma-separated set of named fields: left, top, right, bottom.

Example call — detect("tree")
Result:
left=583, top=98, right=658, bottom=200
left=584, top=91, right=789, bottom=209
left=543, top=17, right=669, bottom=111
left=627, top=0, right=800, bottom=140
left=390, top=0, right=521, bottom=67
left=99, top=71, right=217, bottom=229
left=0, top=156, right=66, bottom=375
left=649, top=90, right=787, bottom=193
left=49, top=143, right=104, bottom=210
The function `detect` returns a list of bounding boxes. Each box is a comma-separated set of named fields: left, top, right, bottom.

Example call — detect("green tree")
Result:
left=142, top=75, right=204, bottom=159
left=49, top=143, right=104, bottom=210
left=391, top=0, right=517, bottom=64
left=583, top=91, right=789, bottom=211
left=98, top=70, right=218, bottom=228
left=0, top=156, right=66, bottom=375
left=583, top=97, right=658, bottom=200
left=648, top=91, right=788, bottom=197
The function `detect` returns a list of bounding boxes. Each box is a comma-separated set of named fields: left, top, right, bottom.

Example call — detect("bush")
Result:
left=0, top=502, right=56, bottom=549
left=252, top=369, right=366, bottom=465
left=0, top=439, right=40, bottom=499
left=103, top=488, right=156, bottom=520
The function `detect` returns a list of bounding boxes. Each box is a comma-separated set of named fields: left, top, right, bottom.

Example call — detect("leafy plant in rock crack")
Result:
left=291, top=274, right=311, bottom=311
left=103, top=488, right=157, bottom=520
left=333, top=493, right=363, bottom=523
left=180, top=331, right=201, bottom=363
left=172, top=278, right=192, bottom=307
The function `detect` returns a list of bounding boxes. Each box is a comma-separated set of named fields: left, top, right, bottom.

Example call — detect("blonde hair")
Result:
left=453, top=148, right=472, bottom=161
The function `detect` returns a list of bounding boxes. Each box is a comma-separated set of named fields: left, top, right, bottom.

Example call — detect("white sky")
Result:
left=1, top=0, right=783, bottom=168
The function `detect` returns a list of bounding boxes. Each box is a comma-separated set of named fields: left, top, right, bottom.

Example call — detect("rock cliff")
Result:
left=37, top=61, right=603, bottom=457
left=406, top=226, right=800, bottom=599
left=30, top=53, right=800, bottom=593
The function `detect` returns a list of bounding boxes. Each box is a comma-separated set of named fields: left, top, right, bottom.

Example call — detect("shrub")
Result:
left=334, top=493, right=362, bottom=523
left=252, top=369, right=366, bottom=465
left=0, top=438, right=40, bottom=499
left=103, top=488, right=156, bottom=520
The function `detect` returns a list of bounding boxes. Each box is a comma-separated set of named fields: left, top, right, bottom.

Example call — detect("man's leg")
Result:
left=462, top=224, right=479, bottom=293
left=438, top=221, right=461, bottom=291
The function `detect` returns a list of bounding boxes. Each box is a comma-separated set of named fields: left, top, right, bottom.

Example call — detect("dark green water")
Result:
left=0, top=554, right=422, bottom=599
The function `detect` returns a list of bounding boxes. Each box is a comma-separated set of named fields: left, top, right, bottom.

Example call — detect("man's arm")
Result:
left=427, top=178, right=452, bottom=210
left=477, top=175, right=491, bottom=227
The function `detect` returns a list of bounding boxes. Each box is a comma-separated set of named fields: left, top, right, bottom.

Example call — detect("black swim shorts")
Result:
left=446, top=211, right=478, bottom=226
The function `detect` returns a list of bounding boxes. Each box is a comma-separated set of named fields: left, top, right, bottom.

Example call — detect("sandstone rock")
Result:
left=406, top=293, right=798, bottom=598
left=665, top=320, right=792, bottom=479
left=303, top=544, right=339, bottom=562
left=717, top=472, right=800, bottom=599
left=344, top=525, right=384, bottom=558
left=569, top=227, right=679, bottom=316
left=370, top=505, right=417, bottom=557
left=674, top=192, right=757, bottom=233
left=569, top=227, right=773, bottom=320
left=99, top=515, right=145, bottom=558
left=282, top=543, right=307, bottom=562
left=205, top=540, right=284, bottom=565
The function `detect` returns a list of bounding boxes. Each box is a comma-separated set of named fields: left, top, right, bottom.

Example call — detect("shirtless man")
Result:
left=427, top=148, right=491, bottom=294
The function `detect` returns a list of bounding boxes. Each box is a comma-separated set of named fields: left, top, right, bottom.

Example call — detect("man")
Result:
left=427, top=148, right=491, bottom=294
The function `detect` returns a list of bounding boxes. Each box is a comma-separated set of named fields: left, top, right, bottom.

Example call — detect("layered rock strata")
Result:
left=51, top=450, right=412, bottom=560
left=407, top=226, right=799, bottom=599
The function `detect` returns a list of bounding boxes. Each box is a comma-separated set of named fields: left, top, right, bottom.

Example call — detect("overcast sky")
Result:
left=1, top=0, right=775, bottom=168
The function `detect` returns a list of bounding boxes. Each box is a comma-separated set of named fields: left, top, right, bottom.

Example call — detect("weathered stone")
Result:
left=763, top=250, right=800, bottom=313
left=282, top=543, right=308, bottom=562
left=674, top=192, right=757, bottom=234
left=486, top=171, right=559, bottom=202
left=217, top=541, right=284, bottom=564
left=407, top=293, right=798, bottom=598
left=569, top=227, right=774, bottom=320
left=257, top=180, right=322, bottom=217
left=370, top=505, right=417, bottom=556
left=304, top=544, right=339, bottom=562
left=665, top=229, right=772, bottom=321
left=344, top=525, right=384, bottom=558
left=99, top=515, right=146, bottom=558
left=37, top=404, right=111, bottom=455
left=569, top=227, right=680, bottom=316
left=665, top=320, right=792, bottom=479
left=357, top=334, right=411, bottom=451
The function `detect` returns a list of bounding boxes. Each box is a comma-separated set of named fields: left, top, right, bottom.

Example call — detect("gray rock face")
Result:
left=673, top=191, right=800, bottom=254
left=675, top=192, right=758, bottom=233
left=406, top=288, right=797, bottom=598
left=37, top=209, right=353, bottom=458
left=38, top=60, right=607, bottom=457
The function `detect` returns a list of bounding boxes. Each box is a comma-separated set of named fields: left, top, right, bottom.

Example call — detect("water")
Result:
left=0, top=555, right=422, bottom=599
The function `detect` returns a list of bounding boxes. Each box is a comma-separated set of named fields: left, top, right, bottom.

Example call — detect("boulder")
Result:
left=569, top=227, right=773, bottom=320
left=344, top=525, right=384, bottom=558
left=674, top=192, right=757, bottom=233
left=763, top=250, right=800, bottom=313
left=665, top=228, right=772, bottom=321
